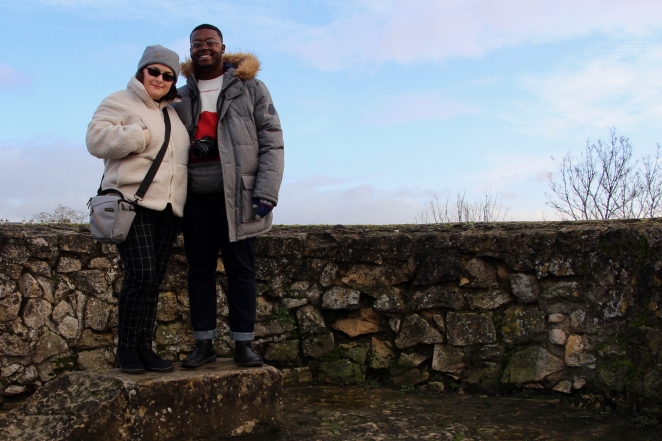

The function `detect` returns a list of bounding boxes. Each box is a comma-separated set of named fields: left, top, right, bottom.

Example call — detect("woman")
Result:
left=86, top=45, right=190, bottom=374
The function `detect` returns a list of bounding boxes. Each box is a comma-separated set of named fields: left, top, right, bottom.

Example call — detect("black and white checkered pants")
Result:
left=116, top=204, right=181, bottom=349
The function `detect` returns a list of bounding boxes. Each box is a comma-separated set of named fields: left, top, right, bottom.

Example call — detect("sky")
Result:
left=1, top=0, right=662, bottom=224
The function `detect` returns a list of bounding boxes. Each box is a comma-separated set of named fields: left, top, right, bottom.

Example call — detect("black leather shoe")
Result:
left=234, top=341, right=263, bottom=367
left=117, top=347, right=145, bottom=374
left=138, top=347, right=174, bottom=372
left=182, top=339, right=216, bottom=368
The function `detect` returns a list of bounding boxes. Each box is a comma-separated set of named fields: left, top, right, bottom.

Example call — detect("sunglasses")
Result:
left=146, top=66, right=176, bottom=82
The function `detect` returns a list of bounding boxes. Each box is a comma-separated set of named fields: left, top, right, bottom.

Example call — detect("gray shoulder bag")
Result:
left=88, top=108, right=172, bottom=244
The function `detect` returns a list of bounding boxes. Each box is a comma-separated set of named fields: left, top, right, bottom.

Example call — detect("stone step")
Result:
left=0, top=360, right=283, bottom=441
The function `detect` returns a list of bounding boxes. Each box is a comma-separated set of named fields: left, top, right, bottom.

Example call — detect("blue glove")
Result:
left=252, top=198, right=275, bottom=220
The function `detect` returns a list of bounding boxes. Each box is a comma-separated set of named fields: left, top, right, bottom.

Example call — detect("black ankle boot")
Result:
left=234, top=341, right=263, bottom=367
left=182, top=339, right=216, bottom=368
left=138, top=347, right=174, bottom=372
left=117, top=347, right=145, bottom=374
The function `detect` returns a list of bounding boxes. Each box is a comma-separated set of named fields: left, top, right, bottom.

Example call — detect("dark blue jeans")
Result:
left=182, top=192, right=256, bottom=341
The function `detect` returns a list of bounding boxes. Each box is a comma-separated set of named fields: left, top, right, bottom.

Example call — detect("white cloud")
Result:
left=366, top=92, right=479, bottom=125
left=276, top=175, right=426, bottom=224
left=0, top=139, right=103, bottom=221
left=281, top=0, right=662, bottom=70
left=504, top=41, right=662, bottom=135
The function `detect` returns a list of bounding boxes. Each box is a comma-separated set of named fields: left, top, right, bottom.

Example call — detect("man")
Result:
left=172, top=24, right=284, bottom=367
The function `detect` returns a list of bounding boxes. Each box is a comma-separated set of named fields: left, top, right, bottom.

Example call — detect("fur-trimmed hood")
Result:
left=180, top=52, right=261, bottom=80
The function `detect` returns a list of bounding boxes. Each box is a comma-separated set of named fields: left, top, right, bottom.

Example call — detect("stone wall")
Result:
left=1, top=221, right=661, bottom=410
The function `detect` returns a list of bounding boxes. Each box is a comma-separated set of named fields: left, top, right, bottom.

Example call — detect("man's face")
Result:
left=190, top=28, right=224, bottom=69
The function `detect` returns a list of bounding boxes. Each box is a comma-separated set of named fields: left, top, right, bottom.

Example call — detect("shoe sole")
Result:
left=144, top=365, right=175, bottom=372
left=181, top=355, right=217, bottom=369
left=120, top=367, right=145, bottom=374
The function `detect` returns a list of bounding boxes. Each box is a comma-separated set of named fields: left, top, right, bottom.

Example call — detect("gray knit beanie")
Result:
left=137, top=45, right=180, bottom=79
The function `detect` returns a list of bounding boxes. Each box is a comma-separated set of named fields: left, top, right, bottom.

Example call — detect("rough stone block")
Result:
left=56, top=257, right=82, bottom=273
left=316, top=359, right=364, bottom=384
left=84, top=298, right=111, bottom=331
left=58, top=233, right=96, bottom=254
left=373, top=289, right=406, bottom=312
left=391, top=369, right=429, bottom=387
left=542, top=281, right=580, bottom=300
left=548, top=329, right=568, bottom=345
left=0, top=287, right=21, bottom=322
left=0, top=361, right=282, bottom=440
left=77, top=348, right=115, bottom=370
left=368, top=338, right=395, bottom=369
left=413, top=254, right=462, bottom=285
left=155, top=291, right=181, bottom=322
left=432, top=344, right=465, bottom=374
left=332, top=309, right=381, bottom=338
left=565, top=335, right=596, bottom=368
left=446, top=312, right=496, bottom=346
left=264, top=339, right=300, bottom=362
left=407, top=286, right=467, bottom=311
left=254, top=318, right=295, bottom=337
left=395, top=314, right=443, bottom=349
left=296, top=305, right=326, bottom=334
left=19, top=273, right=43, bottom=298
left=502, top=347, right=565, bottom=384
left=461, top=258, right=498, bottom=288
left=32, top=330, right=69, bottom=364
left=322, top=287, right=360, bottom=310
left=465, top=289, right=514, bottom=310
left=338, top=342, right=370, bottom=364
left=75, top=328, right=114, bottom=349
left=340, top=264, right=408, bottom=288
left=509, top=273, right=540, bottom=303
left=22, top=298, right=53, bottom=329
left=501, top=306, right=547, bottom=344
left=301, top=331, right=335, bottom=358
left=319, top=263, right=338, bottom=287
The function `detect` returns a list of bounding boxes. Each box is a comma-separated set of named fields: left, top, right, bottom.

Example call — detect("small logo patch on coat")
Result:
left=268, top=104, right=276, bottom=115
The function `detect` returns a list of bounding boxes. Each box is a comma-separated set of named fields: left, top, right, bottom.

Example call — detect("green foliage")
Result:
left=400, top=385, right=415, bottom=393
left=452, top=433, right=464, bottom=441
left=631, top=414, right=660, bottom=428
left=271, top=307, right=295, bottom=325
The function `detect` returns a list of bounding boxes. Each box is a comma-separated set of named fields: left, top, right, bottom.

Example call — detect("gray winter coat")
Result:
left=172, top=52, right=284, bottom=242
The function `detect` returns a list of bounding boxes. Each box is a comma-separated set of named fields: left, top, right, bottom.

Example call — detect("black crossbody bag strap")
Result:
left=134, top=108, right=171, bottom=202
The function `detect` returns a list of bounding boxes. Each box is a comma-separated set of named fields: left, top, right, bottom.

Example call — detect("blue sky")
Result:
left=1, top=0, right=662, bottom=223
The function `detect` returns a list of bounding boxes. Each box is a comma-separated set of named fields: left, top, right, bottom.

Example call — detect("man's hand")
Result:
left=252, top=198, right=275, bottom=220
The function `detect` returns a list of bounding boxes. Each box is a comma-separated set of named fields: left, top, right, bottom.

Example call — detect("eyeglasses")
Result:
left=146, top=66, right=176, bottom=82
left=190, top=39, right=220, bottom=50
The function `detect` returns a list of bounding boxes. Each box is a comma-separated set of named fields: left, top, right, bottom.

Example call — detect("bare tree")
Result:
left=416, top=187, right=509, bottom=223
left=547, top=127, right=662, bottom=220
left=32, top=204, right=88, bottom=224
left=637, top=143, right=662, bottom=218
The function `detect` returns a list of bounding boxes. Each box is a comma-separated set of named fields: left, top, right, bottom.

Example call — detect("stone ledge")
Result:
left=0, top=360, right=282, bottom=441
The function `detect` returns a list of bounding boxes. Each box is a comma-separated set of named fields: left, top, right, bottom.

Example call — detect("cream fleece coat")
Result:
left=86, top=77, right=190, bottom=217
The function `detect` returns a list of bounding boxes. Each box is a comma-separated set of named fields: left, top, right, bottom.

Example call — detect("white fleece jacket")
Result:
left=86, top=77, right=190, bottom=217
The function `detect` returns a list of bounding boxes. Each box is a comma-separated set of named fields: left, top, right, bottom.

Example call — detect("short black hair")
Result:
left=190, top=24, right=223, bottom=42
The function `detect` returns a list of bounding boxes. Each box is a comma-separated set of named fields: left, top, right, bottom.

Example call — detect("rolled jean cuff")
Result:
left=230, top=331, right=254, bottom=342
left=193, top=329, right=218, bottom=341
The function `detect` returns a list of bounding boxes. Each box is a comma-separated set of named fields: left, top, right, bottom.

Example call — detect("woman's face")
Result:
left=141, top=63, right=175, bottom=100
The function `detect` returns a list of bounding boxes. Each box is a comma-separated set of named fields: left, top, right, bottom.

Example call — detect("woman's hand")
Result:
left=143, top=128, right=151, bottom=146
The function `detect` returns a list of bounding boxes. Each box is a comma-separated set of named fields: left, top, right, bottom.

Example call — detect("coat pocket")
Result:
left=241, top=174, right=257, bottom=222
left=188, top=161, right=224, bottom=194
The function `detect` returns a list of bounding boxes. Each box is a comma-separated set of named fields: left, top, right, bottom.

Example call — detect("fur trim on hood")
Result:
left=180, top=52, right=261, bottom=80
